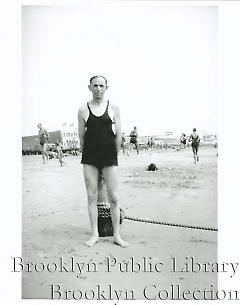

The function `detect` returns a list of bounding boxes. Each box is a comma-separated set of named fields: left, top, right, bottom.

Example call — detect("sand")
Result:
left=22, top=148, right=218, bottom=300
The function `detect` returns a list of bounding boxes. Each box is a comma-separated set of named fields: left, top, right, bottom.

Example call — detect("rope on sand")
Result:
left=123, top=215, right=218, bottom=232
left=97, top=203, right=218, bottom=232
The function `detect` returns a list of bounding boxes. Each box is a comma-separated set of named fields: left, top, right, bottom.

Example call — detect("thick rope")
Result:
left=97, top=203, right=218, bottom=232
left=123, top=215, right=218, bottom=232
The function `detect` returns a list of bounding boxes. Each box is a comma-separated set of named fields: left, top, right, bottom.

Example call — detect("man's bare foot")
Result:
left=114, top=235, right=129, bottom=248
left=85, top=235, right=99, bottom=247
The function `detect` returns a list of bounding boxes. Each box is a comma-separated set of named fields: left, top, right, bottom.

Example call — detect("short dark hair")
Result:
left=193, top=128, right=197, bottom=132
left=89, top=75, right=108, bottom=85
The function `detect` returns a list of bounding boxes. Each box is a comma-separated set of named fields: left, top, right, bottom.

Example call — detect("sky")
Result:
left=22, top=3, right=217, bottom=137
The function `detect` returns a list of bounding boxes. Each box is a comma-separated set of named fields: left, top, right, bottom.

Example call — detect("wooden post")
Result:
left=97, top=170, right=124, bottom=237
left=97, top=170, right=113, bottom=237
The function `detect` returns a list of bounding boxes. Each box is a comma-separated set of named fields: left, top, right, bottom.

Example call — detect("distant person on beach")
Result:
left=37, top=123, right=49, bottom=164
left=189, top=128, right=200, bottom=164
left=180, top=133, right=187, bottom=149
left=147, top=138, right=151, bottom=149
left=78, top=75, right=128, bottom=247
left=150, top=137, right=154, bottom=149
left=130, top=126, right=139, bottom=154
left=121, top=132, right=127, bottom=155
left=55, top=141, right=64, bottom=166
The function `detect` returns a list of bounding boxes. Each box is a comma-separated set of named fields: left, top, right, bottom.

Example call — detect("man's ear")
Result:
left=106, top=85, right=109, bottom=90
left=88, top=85, right=91, bottom=91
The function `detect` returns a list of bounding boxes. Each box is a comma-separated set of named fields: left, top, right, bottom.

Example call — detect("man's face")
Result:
left=88, top=77, right=108, bottom=100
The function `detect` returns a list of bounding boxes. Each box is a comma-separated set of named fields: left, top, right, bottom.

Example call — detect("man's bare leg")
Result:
left=193, top=147, right=197, bottom=164
left=135, top=143, right=139, bottom=154
left=45, top=144, right=49, bottom=161
left=42, top=144, right=48, bottom=164
left=102, top=166, right=129, bottom=247
left=41, top=147, right=46, bottom=164
left=196, top=148, right=199, bottom=162
left=83, top=165, right=99, bottom=247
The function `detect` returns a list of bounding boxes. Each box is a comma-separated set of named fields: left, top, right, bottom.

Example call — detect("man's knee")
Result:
left=108, top=192, right=118, bottom=206
left=87, top=189, right=98, bottom=203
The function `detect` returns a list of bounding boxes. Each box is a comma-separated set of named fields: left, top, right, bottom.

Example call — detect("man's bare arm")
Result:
left=78, top=107, right=86, bottom=150
left=44, top=129, right=49, bottom=140
left=113, top=106, right=122, bottom=153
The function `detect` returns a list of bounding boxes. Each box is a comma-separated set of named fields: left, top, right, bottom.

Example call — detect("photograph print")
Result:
left=21, top=2, right=218, bottom=301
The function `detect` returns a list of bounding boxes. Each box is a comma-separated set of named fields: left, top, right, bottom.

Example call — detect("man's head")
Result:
left=193, top=128, right=197, bottom=132
left=37, top=123, right=42, bottom=129
left=88, top=76, right=109, bottom=100
left=90, top=75, right=107, bottom=86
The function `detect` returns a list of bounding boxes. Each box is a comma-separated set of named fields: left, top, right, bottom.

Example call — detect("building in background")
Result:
left=61, top=122, right=80, bottom=150
left=22, top=123, right=80, bottom=154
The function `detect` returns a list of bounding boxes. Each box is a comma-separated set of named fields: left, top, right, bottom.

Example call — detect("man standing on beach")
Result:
left=130, top=126, right=139, bottom=154
left=78, top=76, right=128, bottom=247
left=189, top=128, right=200, bottom=164
left=37, top=123, right=49, bottom=164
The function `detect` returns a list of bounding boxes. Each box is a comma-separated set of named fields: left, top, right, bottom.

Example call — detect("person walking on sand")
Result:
left=37, top=123, right=49, bottom=164
left=150, top=137, right=154, bottom=149
left=55, top=141, right=64, bottom=166
left=130, top=126, right=139, bottom=154
left=78, top=75, right=128, bottom=248
left=121, top=132, right=127, bottom=155
left=180, top=133, right=187, bottom=149
left=189, top=128, right=200, bottom=164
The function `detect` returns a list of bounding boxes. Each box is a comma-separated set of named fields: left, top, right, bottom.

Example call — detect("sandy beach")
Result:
left=22, top=147, right=217, bottom=300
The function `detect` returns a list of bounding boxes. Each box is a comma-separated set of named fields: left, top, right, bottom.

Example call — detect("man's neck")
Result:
left=92, top=97, right=106, bottom=105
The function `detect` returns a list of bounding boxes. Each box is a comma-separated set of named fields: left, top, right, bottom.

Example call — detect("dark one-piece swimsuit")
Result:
left=81, top=101, right=118, bottom=170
